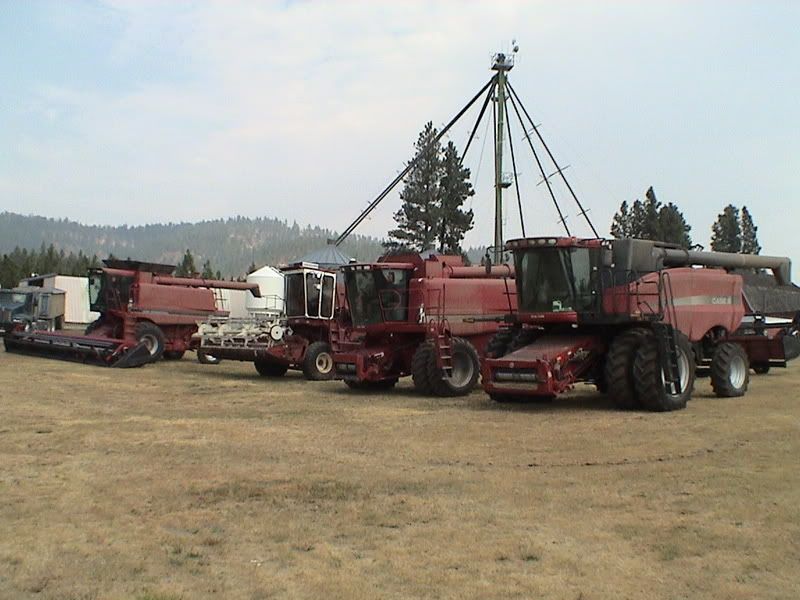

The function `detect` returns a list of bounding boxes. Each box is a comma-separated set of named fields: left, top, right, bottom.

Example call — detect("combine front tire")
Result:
left=633, top=330, right=695, bottom=412
left=604, top=328, right=649, bottom=410
left=411, top=342, right=435, bottom=394
left=254, top=359, right=288, bottom=377
left=303, top=341, right=335, bottom=380
left=134, top=322, right=166, bottom=362
left=427, top=337, right=480, bottom=397
left=710, top=342, right=749, bottom=397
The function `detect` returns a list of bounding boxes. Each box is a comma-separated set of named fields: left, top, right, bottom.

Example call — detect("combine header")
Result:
left=333, top=252, right=515, bottom=395
left=3, top=259, right=259, bottom=367
left=481, top=237, right=799, bottom=410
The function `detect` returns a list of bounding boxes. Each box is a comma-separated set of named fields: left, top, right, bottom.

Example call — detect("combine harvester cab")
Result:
left=196, top=262, right=343, bottom=380
left=333, top=252, right=516, bottom=396
left=481, top=237, right=798, bottom=411
left=3, top=259, right=259, bottom=368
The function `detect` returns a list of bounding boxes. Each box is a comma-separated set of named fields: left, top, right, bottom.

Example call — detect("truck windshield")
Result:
left=515, top=247, right=597, bottom=313
left=0, top=291, right=30, bottom=306
left=345, top=268, right=410, bottom=326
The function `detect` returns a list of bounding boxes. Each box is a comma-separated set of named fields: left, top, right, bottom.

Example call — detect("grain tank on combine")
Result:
left=3, top=259, right=259, bottom=367
left=196, top=261, right=344, bottom=379
left=481, top=237, right=799, bottom=411
left=333, top=252, right=515, bottom=396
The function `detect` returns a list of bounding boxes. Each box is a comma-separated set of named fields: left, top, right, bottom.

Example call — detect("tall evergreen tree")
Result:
left=710, top=205, right=742, bottom=253
left=657, top=203, right=692, bottom=248
left=201, top=259, right=215, bottom=279
left=609, top=187, right=691, bottom=248
left=740, top=206, right=761, bottom=255
left=176, top=249, right=197, bottom=277
left=437, top=141, right=474, bottom=254
left=386, top=122, right=443, bottom=252
left=641, top=187, right=661, bottom=240
left=610, top=200, right=632, bottom=239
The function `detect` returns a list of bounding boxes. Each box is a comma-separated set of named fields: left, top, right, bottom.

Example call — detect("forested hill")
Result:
left=0, top=212, right=385, bottom=277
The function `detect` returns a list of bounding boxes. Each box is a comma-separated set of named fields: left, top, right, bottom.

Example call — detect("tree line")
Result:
left=0, top=244, right=101, bottom=289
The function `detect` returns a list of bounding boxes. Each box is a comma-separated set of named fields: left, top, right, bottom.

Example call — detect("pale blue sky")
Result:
left=1, top=1, right=798, bottom=262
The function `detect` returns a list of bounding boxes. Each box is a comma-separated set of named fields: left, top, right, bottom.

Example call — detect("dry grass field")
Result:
left=1, top=347, right=799, bottom=600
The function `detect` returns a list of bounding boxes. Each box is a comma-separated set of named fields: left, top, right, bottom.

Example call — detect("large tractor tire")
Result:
left=710, top=342, right=749, bottom=397
left=427, top=337, right=480, bottom=397
left=411, top=342, right=435, bottom=394
left=197, top=350, right=221, bottom=365
left=163, top=350, right=185, bottom=360
left=134, top=322, right=166, bottom=362
left=302, top=341, right=335, bottom=380
left=486, top=328, right=515, bottom=358
left=604, top=328, right=649, bottom=410
left=254, top=358, right=289, bottom=377
left=633, top=330, right=695, bottom=412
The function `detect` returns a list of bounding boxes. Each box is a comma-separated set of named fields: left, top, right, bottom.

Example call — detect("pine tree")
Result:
left=176, top=250, right=197, bottom=277
left=201, top=259, right=215, bottom=279
left=610, top=200, right=632, bottom=238
left=386, top=122, right=443, bottom=252
left=740, top=206, right=761, bottom=255
left=641, top=187, right=661, bottom=240
left=657, top=203, right=692, bottom=248
left=437, top=141, right=474, bottom=254
left=710, top=205, right=742, bottom=253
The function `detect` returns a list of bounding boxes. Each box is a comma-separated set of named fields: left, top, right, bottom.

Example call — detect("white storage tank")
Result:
left=245, top=266, right=284, bottom=315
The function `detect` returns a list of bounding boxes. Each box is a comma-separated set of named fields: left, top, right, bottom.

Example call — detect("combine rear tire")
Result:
left=302, top=342, right=335, bottom=380
left=134, top=322, right=166, bottom=362
left=710, top=342, right=749, bottom=397
left=427, top=337, right=480, bottom=397
left=254, top=359, right=288, bottom=377
left=486, top=328, right=514, bottom=358
left=752, top=363, right=770, bottom=375
left=604, top=328, right=649, bottom=410
left=411, top=342, right=435, bottom=394
left=633, top=330, right=695, bottom=412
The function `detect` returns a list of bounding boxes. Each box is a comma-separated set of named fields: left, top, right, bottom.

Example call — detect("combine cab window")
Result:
left=516, top=247, right=597, bottom=313
left=285, top=273, right=306, bottom=317
left=88, top=272, right=106, bottom=312
left=345, top=268, right=410, bottom=326
left=305, top=273, right=321, bottom=317
left=320, top=275, right=335, bottom=319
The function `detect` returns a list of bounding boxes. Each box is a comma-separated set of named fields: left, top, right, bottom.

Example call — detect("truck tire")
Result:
left=134, top=322, right=166, bottom=361
left=163, top=350, right=185, bottom=360
left=710, top=342, right=749, bottom=397
left=752, top=363, right=770, bottom=375
left=633, top=330, right=695, bottom=412
left=411, top=342, right=435, bottom=394
left=197, top=350, right=221, bottom=365
left=604, top=328, right=649, bottom=409
left=486, top=328, right=515, bottom=358
left=427, top=337, right=480, bottom=397
left=302, top=341, right=335, bottom=380
left=254, top=358, right=288, bottom=377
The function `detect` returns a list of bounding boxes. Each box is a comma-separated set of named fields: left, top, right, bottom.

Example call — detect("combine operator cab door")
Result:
left=88, top=270, right=133, bottom=313
left=344, top=267, right=411, bottom=327
left=284, top=269, right=336, bottom=320
left=513, top=245, right=601, bottom=317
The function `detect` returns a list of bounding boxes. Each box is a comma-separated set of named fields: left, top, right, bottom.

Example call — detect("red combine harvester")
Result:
left=3, top=259, right=259, bottom=367
left=481, top=237, right=800, bottom=411
left=333, top=252, right=515, bottom=396
left=196, top=262, right=344, bottom=379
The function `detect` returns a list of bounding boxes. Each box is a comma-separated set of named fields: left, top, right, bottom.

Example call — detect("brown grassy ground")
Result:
left=0, top=347, right=798, bottom=600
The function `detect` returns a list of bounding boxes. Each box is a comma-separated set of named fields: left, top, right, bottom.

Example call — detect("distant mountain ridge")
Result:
left=0, top=212, right=385, bottom=277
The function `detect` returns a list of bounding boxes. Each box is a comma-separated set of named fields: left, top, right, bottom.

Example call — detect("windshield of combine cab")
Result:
left=515, top=247, right=597, bottom=313
left=345, top=268, right=410, bottom=326
left=284, top=270, right=337, bottom=319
